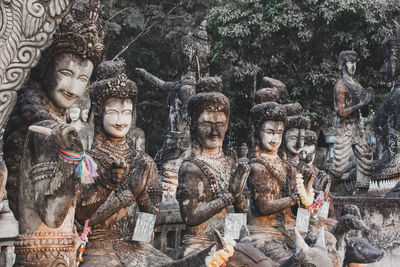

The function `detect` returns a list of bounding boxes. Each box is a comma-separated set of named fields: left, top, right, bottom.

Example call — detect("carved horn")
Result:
left=295, top=228, right=310, bottom=254
left=214, top=229, right=226, bottom=249
left=315, top=226, right=326, bottom=248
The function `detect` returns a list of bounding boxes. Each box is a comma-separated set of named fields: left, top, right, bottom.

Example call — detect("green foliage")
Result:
left=207, top=0, right=400, bottom=145
left=100, top=0, right=211, bottom=156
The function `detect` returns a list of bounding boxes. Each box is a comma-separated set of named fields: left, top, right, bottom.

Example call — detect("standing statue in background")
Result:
left=136, top=20, right=210, bottom=199
left=373, top=22, right=400, bottom=196
left=3, top=0, right=103, bottom=265
left=176, top=77, right=249, bottom=256
left=280, top=102, right=310, bottom=167
left=331, top=51, right=373, bottom=193
left=75, top=60, right=169, bottom=266
left=68, top=96, right=93, bottom=150
left=237, top=143, right=250, bottom=164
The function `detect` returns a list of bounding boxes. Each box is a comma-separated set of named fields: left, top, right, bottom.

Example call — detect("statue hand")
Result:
left=362, top=87, right=373, bottom=105
left=302, top=168, right=315, bottom=191
left=110, top=160, right=128, bottom=184
left=52, top=123, right=83, bottom=153
left=229, top=162, right=250, bottom=198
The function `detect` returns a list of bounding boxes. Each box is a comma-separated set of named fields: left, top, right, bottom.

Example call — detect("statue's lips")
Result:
left=62, top=91, right=78, bottom=101
left=114, top=125, right=127, bottom=131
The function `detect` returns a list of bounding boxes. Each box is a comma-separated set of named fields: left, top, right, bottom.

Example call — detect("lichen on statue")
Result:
left=74, top=60, right=168, bottom=266
left=245, top=83, right=315, bottom=264
left=176, top=77, right=249, bottom=256
left=2, top=0, right=103, bottom=266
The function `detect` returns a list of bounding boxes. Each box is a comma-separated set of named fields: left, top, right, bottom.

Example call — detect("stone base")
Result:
left=333, top=196, right=400, bottom=266
left=0, top=200, right=18, bottom=267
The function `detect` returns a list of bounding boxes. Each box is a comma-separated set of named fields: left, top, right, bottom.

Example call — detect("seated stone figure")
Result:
left=75, top=60, right=169, bottom=266
left=2, top=1, right=103, bottom=266
left=246, top=100, right=298, bottom=263
left=176, top=77, right=249, bottom=256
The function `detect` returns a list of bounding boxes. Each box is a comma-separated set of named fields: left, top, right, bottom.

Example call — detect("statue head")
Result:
left=283, top=103, right=310, bottom=156
left=379, top=21, right=400, bottom=82
left=68, top=104, right=81, bottom=123
left=188, top=77, right=229, bottom=152
left=90, top=60, right=137, bottom=141
left=177, top=20, right=210, bottom=79
left=250, top=101, right=287, bottom=156
left=300, top=130, right=318, bottom=166
left=32, top=0, right=103, bottom=111
left=338, top=51, right=358, bottom=76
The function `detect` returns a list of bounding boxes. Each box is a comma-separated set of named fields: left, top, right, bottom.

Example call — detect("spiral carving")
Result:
left=27, top=0, right=46, bottom=18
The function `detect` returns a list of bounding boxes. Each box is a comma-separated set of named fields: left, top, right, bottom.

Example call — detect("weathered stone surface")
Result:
left=331, top=51, right=372, bottom=193
left=334, top=197, right=400, bottom=266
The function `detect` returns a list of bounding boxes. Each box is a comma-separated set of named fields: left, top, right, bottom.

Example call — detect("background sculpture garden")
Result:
left=0, top=0, right=400, bottom=266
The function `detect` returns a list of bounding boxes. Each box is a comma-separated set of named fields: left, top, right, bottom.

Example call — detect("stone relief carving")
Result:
left=0, top=0, right=74, bottom=130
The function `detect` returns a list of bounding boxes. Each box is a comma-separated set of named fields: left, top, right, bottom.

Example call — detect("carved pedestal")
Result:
left=0, top=200, right=18, bottom=267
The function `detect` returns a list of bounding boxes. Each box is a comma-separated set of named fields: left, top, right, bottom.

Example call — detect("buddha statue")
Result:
left=176, top=77, right=249, bottom=256
left=2, top=0, right=104, bottom=265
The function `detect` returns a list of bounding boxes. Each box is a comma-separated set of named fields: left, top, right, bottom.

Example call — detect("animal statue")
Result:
left=343, top=237, right=383, bottom=266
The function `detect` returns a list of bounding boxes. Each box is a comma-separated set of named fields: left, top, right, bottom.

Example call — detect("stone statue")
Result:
left=246, top=100, right=298, bottom=263
left=75, top=60, right=169, bottom=266
left=331, top=51, right=373, bottom=193
left=2, top=0, right=103, bottom=265
left=176, top=77, right=249, bottom=256
left=68, top=97, right=93, bottom=150
left=0, top=0, right=74, bottom=131
left=136, top=20, right=210, bottom=199
left=372, top=22, right=400, bottom=196
left=237, top=143, right=250, bottom=164
left=280, top=102, right=311, bottom=167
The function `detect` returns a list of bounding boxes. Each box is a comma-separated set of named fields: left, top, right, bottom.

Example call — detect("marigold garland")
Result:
left=295, top=173, right=314, bottom=207
left=205, top=235, right=236, bottom=267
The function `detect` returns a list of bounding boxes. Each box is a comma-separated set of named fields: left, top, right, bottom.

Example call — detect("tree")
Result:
left=100, top=0, right=211, bottom=156
left=207, top=0, right=400, bottom=147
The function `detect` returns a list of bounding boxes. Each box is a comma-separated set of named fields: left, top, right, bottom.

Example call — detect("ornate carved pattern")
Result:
left=0, top=0, right=72, bottom=129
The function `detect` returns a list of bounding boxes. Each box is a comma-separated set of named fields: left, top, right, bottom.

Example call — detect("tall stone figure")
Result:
left=373, top=22, right=400, bottom=196
left=75, top=60, right=169, bottom=266
left=176, top=77, right=249, bottom=256
left=136, top=21, right=210, bottom=198
left=3, top=0, right=104, bottom=266
left=331, top=51, right=373, bottom=193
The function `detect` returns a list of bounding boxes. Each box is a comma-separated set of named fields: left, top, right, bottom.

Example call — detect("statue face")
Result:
left=380, top=48, right=398, bottom=82
left=103, top=98, right=133, bottom=138
left=69, top=106, right=81, bottom=122
left=81, top=108, right=89, bottom=122
left=259, top=120, right=284, bottom=154
left=195, top=110, right=228, bottom=150
left=48, top=53, right=94, bottom=110
left=302, top=144, right=316, bottom=165
left=345, top=61, right=356, bottom=76
left=285, top=128, right=306, bottom=155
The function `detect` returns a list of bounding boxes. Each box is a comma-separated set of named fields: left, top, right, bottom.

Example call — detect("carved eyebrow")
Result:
left=78, top=74, right=89, bottom=80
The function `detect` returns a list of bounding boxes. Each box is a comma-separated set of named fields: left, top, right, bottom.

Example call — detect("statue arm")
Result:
left=75, top=169, right=119, bottom=222
left=135, top=68, right=169, bottom=95
left=133, top=156, right=162, bottom=214
left=335, top=82, right=363, bottom=118
left=176, top=161, right=234, bottom=226
left=33, top=155, right=80, bottom=228
left=249, top=164, right=296, bottom=216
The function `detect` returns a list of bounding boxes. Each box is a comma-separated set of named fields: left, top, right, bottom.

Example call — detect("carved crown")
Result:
left=187, top=76, right=229, bottom=136
left=34, top=0, right=104, bottom=79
